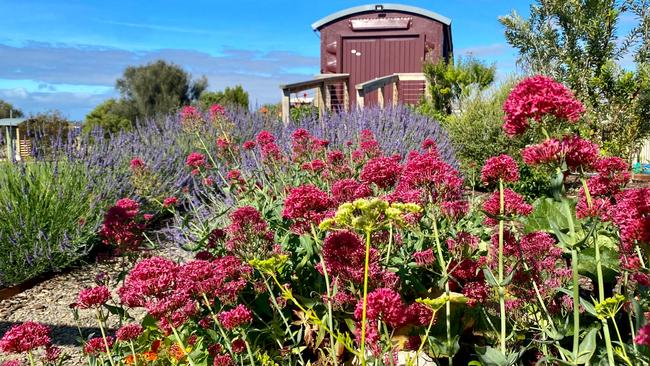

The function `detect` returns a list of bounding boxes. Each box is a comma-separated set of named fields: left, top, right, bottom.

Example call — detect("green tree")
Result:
left=422, top=56, right=496, bottom=116
left=83, top=98, right=134, bottom=135
left=199, top=85, right=250, bottom=110
left=499, top=0, right=650, bottom=160
left=116, top=60, right=207, bottom=122
left=0, top=100, right=24, bottom=119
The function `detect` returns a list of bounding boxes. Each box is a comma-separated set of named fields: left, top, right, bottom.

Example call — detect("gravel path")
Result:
left=0, top=242, right=193, bottom=364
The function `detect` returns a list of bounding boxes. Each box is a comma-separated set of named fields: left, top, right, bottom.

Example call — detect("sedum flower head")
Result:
left=319, top=198, right=421, bottom=233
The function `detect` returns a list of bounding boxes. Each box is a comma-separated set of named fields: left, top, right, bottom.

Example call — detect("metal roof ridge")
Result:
left=311, top=3, right=452, bottom=30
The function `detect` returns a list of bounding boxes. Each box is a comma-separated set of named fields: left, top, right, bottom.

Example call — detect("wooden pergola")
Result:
left=0, top=118, right=28, bottom=162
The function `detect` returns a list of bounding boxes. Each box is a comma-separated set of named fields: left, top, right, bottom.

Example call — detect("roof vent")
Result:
left=375, top=5, right=384, bottom=10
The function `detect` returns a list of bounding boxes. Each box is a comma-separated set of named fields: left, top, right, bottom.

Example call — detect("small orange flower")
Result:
left=169, top=344, right=186, bottom=360
left=124, top=354, right=136, bottom=365
left=142, top=351, right=158, bottom=362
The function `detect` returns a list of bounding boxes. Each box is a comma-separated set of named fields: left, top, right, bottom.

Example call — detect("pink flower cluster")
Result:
left=481, top=154, right=520, bottom=184
left=331, top=179, right=372, bottom=204
left=130, top=157, right=145, bottom=170
left=360, top=155, right=402, bottom=189
left=209, top=104, right=225, bottom=119
left=283, top=184, right=333, bottom=234
left=321, top=230, right=381, bottom=285
left=180, top=106, right=201, bottom=121
left=186, top=152, right=207, bottom=168
left=0, top=322, right=51, bottom=354
left=98, top=198, right=145, bottom=252
left=225, top=206, right=275, bottom=257
left=502, top=75, right=585, bottom=136
left=83, top=336, right=114, bottom=356
left=635, top=324, right=650, bottom=347
left=76, top=285, right=111, bottom=309
left=291, top=128, right=329, bottom=162
left=482, top=188, right=533, bottom=226
left=256, top=130, right=283, bottom=162
left=116, top=323, right=143, bottom=342
left=217, top=304, right=253, bottom=330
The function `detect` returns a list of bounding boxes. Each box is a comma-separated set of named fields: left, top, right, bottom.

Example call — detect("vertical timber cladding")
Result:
left=313, top=4, right=453, bottom=107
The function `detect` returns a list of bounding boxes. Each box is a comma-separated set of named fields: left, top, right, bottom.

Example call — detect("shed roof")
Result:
left=0, top=118, right=27, bottom=127
left=311, top=3, right=452, bottom=30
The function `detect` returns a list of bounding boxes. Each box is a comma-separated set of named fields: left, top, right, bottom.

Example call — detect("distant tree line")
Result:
left=84, top=60, right=250, bottom=135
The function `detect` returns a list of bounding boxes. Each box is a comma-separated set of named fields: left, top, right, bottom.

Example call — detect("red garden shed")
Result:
left=280, top=3, right=453, bottom=122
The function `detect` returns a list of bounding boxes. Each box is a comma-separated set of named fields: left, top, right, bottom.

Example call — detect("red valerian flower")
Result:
left=1, top=360, right=21, bottom=366
left=519, top=231, right=563, bottom=274
left=421, top=138, right=439, bottom=155
left=446, top=231, right=480, bottom=255
left=395, top=150, right=464, bottom=205
left=635, top=324, right=650, bottom=347
left=357, top=129, right=382, bottom=158
left=76, top=286, right=111, bottom=309
left=163, top=196, right=178, bottom=208
left=180, top=106, right=200, bottom=120
left=321, top=230, right=381, bottom=285
left=209, top=104, right=226, bottom=119
left=561, top=135, right=600, bottom=172
left=225, top=206, right=275, bottom=258
left=116, top=324, right=143, bottom=342
left=610, top=188, right=650, bottom=253
left=522, top=139, right=561, bottom=166
left=413, top=248, right=436, bottom=267
left=99, top=198, right=144, bottom=251
left=283, top=184, right=333, bottom=234
left=118, top=257, right=179, bottom=307
left=481, top=154, right=520, bottom=184
left=354, top=288, right=407, bottom=327
left=360, top=155, right=402, bottom=189
left=83, top=336, right=114, bottom=356
left=44, top=346, right=62, bottom=362
left=256, top=130, right=276, bottom=146
left=0, top=322, right=51, bottom=354
left=217, top=304, right=253, bottom=330
left=331, top=179, right=372, bottom=204
left=213, top=354, right=234, bottom=366
left=482, top=188, right=533, bottom=226
left=231, top=339, right=246, bottom=353
left=130, top=157, right=145, bottom=170
left=186, top=152, right=206, bottom=168
left=242, top=140, right=256, bottom=150
left=503, top=75, right=585, bottom=136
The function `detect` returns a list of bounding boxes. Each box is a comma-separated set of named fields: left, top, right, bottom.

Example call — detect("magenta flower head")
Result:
left=522, top=139, right=561, bottom=166
left=130, top=157, right=145, bottom=170
left=186, top=152, right=206, bottom=168
left=635, top=324, right=650, bottom=347
left=360, top=155, right=403, bottom=189
left=1, top=360, right=21, bottom=366
left=76, top=286, right=111, bottom=309
left=0, top=322, right=51, bottom=354
left=83, top=336, right=114, bottom=356
left=503, top=75, right=585, bottom=136
left=209, top=104, right=225, bottom=118
left=180, top=105, right=200, bottom=120
left=482, top=188, right=533, bottom=225
left=218, top=304, right=253, bottom=330
left=116, top=323, right=143, bottom=342
left=213, top=354, right=234, bottom=366
left=163, top=196, right=178, bottom=208
left=481, top=155, right=520, bottom=184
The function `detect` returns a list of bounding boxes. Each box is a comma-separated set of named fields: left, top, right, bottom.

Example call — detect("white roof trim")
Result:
left=311, top=3, right=452, bottom=30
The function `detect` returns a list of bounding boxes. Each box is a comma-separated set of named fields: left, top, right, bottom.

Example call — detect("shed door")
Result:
left=342, top=35, right=424, bottom=107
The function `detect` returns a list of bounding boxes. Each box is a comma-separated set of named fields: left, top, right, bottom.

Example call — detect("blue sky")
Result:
left=0, top=0, right=535, bottom=120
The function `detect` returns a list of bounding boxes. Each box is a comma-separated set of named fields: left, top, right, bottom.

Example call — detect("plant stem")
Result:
left=96, top=310, right=116, bottom=366
left=129, top=340, right=139, bottom=366
left=432, top=213, right=452, bottom=366
left=359, top=230, right=372, bottom=366
left=202, top=293, right=234, bottom=355
left=27, top=350, right=35, bottom=366
left=497, top=179, right=506, bottom=355
left=169, top=323, right=197, bottom=366
left=417, top=310, right=437, bottom=355
left=385, top=223, right=393, bottom=265
left=312, top=225, right=338, bottom=366
left=581, top=178, right=615, bottom=366
left=571, top=248, right=580, bottom=360
left=611, top=316, right=631, bottom=365
left=244, top=337, right=257, bottom=366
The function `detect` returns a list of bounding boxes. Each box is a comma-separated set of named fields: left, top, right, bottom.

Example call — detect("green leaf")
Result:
left=575, top=326, right=599, bottom=364
left=483, top=267, right=498, bottom=287
left=523, top=198, right=582, bottom=244
left=475, top=346, right=508, bottom=366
